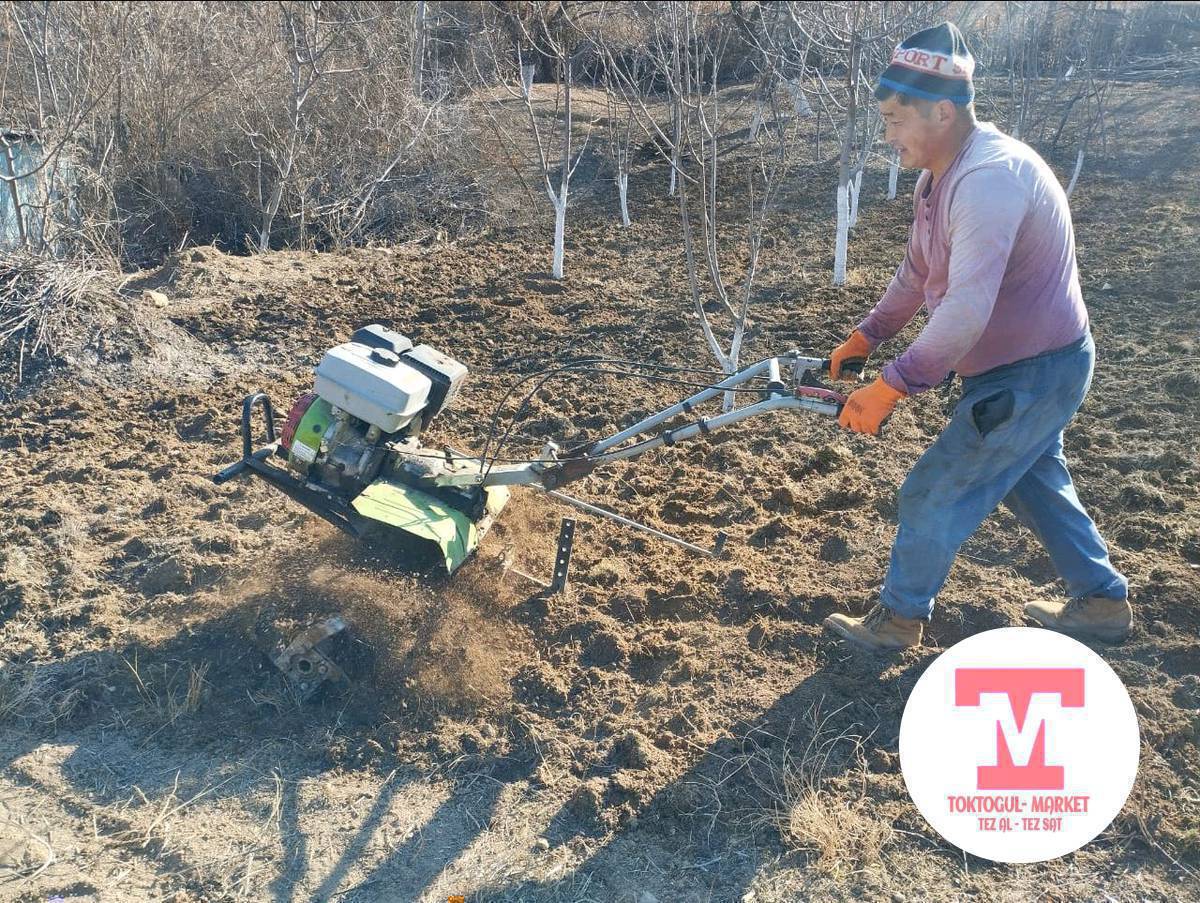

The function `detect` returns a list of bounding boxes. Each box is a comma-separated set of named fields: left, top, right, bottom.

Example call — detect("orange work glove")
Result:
left=829, top=329, right=873, bottom=380
left=839, top=376, right=905, bottom=436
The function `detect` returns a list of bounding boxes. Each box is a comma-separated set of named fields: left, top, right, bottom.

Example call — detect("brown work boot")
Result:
left=824, top=603, right=924, bottom=651
left=1024, top=595, right=1133, bottom=643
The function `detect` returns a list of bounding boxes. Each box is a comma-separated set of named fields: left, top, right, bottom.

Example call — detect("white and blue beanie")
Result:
left=877, top=22, right=975, bottom=105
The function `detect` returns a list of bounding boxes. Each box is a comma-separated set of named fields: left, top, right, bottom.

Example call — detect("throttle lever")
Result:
left=815, top=359, right=891, bottom=437
left=820, top=357, right=866, bottom=378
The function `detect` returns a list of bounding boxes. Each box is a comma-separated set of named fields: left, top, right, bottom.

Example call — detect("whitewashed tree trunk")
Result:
left=887, top=153, right=899, bottom=199
left=519, top=54, right=583, bottom=280
left=549, top=57, right=578, bottom=279
left=848, top=168, right=862, bottom=229
left=833, top=182, right=849, bottom=285
left=551, top=193, right=567, bottom=278
left=1065, top=147, right=1085, bottom=199
left=521, top=63, right=535, bottom=98
left=258, top=180, right=285, bottom=251
left=832, top=19, right=858, bottom=286
left=603, top=78, right=634, bottom=228
left=749, top=103, right=763, bottom=140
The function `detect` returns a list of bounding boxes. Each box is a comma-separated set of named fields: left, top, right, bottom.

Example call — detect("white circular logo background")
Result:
left=899, top=627, right=1140, bottom=863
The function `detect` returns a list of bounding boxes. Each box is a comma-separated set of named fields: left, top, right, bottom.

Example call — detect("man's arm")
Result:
left=857, top=225, right=929, bottom=348
left=881, top=167, right=1027, bottom=394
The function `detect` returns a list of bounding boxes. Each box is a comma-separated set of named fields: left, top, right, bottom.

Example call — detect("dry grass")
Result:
left=0, top=251, right=108, bottom=383
left=777, top=788, right=893, bottom=878
left=737, top=700, right=893, bottom=879
left=0, top=661, right=38, bottom=724
left=123, top=653, right=211, bottom=727
left=0, top=660, right=87, bottom=729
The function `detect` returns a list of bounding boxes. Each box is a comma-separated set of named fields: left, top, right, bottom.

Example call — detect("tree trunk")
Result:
left=833, top=182, right=849, bottom=285
left=832, top=12, right=859, bottom=285
left=669, top=102, right=681, bottom=197
left=618, top=171, right=630, bottom=227
left=550, top=56, right=573, bottom=279
left=413, top=0, right=426, bottom=96
left=552, top=195, right=566, bottom=278
left=668, top=7, right=682, bottom=198
left=849, top=168, right=862, bottom=229
left=887, top=153, right=899, bottom=199
left=258, top=179, right=285, bottom=252
left=1065, top=146, right=1085, bottom=198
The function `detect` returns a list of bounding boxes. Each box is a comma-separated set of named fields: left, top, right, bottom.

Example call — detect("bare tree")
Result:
left=831, top=6, right=861, bottom=286
left=240, top=2, right=362, bottom=252
left=596, top=15, right=647, bottom=230
left=480, top=7, right=593, bottom=280
left=604, top=75, right=636, bottom=227
left=412, top=0, right=428, bottom=97
left=602, top=3, right=799, bottom=407
left=786, top=2, right=942, bottom=284
left=1055, top=5, right=1125, bottom=200
left=980, top=2, right=1138, bottom=200
left=0, top=2, right=115, bottom=257
left=0, top=0, right=1189, bottom=274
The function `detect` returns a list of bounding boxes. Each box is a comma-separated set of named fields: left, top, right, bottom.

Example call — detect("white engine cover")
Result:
left=315, top=342, right=431, bottom=433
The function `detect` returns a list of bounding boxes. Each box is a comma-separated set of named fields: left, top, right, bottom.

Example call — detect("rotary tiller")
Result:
left=212, top=324, right=858, bottom=573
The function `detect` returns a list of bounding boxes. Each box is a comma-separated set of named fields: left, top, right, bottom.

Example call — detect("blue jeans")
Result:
left=881, top=333, right=1128, bottom=620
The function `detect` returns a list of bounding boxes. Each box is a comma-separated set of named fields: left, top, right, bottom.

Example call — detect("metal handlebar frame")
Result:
left=466, top=352, right=848, bottom=490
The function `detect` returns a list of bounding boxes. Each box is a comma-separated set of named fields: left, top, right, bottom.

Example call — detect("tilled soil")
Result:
left=1, top=82, right=1198, bottom=902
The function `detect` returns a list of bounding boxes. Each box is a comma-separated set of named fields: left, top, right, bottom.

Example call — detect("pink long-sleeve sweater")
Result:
left=858, top=123, right=1089, bottom=394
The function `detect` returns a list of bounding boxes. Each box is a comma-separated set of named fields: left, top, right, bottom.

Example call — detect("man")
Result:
left=821, top=22, right=1130, bottom=651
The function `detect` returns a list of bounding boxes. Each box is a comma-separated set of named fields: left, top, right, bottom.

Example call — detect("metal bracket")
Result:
left=550, top=518, right=576, bottom=594
left=268, top=616, right=348, bottom=701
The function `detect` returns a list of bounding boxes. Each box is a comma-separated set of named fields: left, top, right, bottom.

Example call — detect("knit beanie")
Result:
left=877, top=22, right=975, bottom=105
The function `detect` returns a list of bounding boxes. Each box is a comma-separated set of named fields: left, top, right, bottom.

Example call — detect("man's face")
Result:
left=880, top=95, right=952, bottom=170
